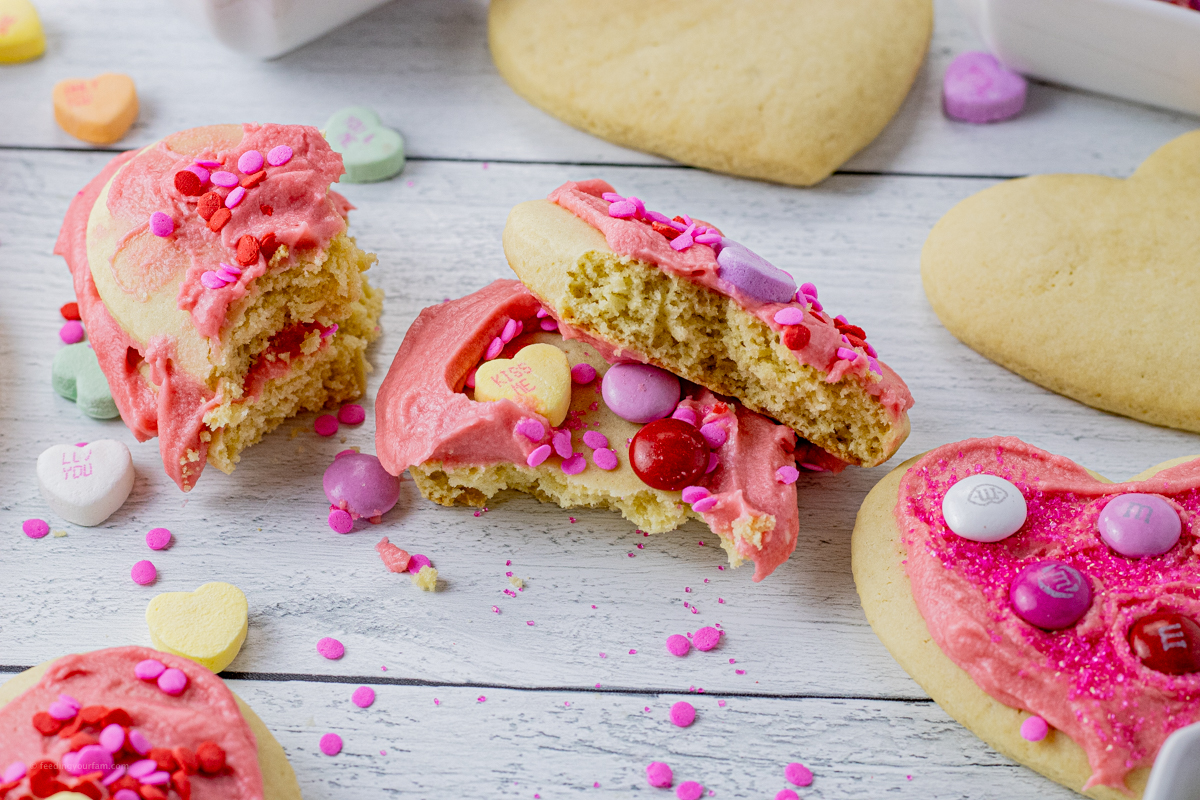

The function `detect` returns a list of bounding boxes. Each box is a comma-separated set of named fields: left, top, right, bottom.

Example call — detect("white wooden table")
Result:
left=1, top=1, right=1196, bottom=797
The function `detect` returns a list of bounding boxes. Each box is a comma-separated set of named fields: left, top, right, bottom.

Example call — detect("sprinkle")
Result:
left=134, top=659, right=166, bottom=680
left=705, top=453, right=720, bottom=474
left=699, top=423, right=727, bottom=448
left=694, top=232, right=721, bottom=245
left=492, top=606, right=500, bottom=614
left=593, top=448, right=618, bottom=471
left=808, top=298, right=823, bottom=312
left=582, top=430, right=608, bottom=449
left=676, top=780, right=704, bottom=800
left=210, top=171, right=238, bottom=188
left=485, top=337, right=503, bottom=360
left=241, top=170, right=266, bottom=189
left=128, top=759, right=157, bottom=779
left=224, top=186, right=246, bottom=208
left=319, top=733, right=343, bottom=756
left=735, top=669, right=745, bottom=675
left=200, top=271, right=229, bottom=290
left=352, top=686, right=376, bottom=708
left=527, top=621, right=535, bottom=626
left=128, top=730, right=151, bottom=754
left=173, top=170, right=203, bottom=196
left=131, top=560, right=157, bottom=585
left=669, top=701, right=696, bottom=727
left=60, top=302, right=80, bottom=320
left=773, top=307, right=805, bottom=325
left=238, top=150, right=264, bottom=174
left=776, top=465, right=800, bottom=485
left=784, top=763, right=813, bottom=787
left=718, top=598, right=725, bottom=604
left=666, top=634, right=691, bottom=657
left=407, top=554, right=432, bottom=574
left=540, top=318, right=558, bottom=331
left=2, top=762, right=25, bottom=784
left=1020, top=716, right=1049, bottom=741
left=868, top=357, right=883, bottom=376
left=148, top=211, right=174, bottom=237
left=500, top=318, right=519, bottom=343
left=516, top=418, right=546, bottom=441
left=195, top=159, right=222, bottom=168
left=776, top=791, right=799, bottom=800
left=321, top=324, right=338, bottom=338
left=328, top=508, right=353, bottom=534
left=59, top=320, right=84, bottom=344
left=800, top=282, right=818, bottom=299
left=47, top=699, right=78, bottom=720
left=646, top=762, right=673, bottom=788
left=571, top=363, right=597, bottom=384
left=338, top=404, right=366, bottom=425
left=315, top=415, right=339, bottom=436
left=527, top=444, right=551, bottom=467
left=693, top=626, right=720, bottom=651
left=599, top=652, right=607, bottom=659
left=681, top=486, right=710, bottom=504
left=561, top=453, right=586, bottom=475
left=197, top=192, right=222, bottom=220
left=536, top=307, right=549, bottom=318
left=477, top=695, right=487, bottom=703
left=157, top=667, right=188, bottom=695
left=267, top=145, right=293, bottom=166
left=836, top=347, right=858, bottom=362
left=629, top=649, right=637, bottom=655
left=316, top=637, right=345, bottom=660
left=691, top=496, right=719, bottom=513
left=215, top=267, right=241, bottom=283
left=552, top=429, right=573, bottom=458
left=608, top=199, right=637, bottom=218
left=729, top=658, right=735, bottom=663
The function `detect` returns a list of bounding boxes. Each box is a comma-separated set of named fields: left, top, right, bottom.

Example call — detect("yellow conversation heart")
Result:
left=474, top=342, right=571, bottom=426
left=0, top=0, right=45, bottom=63
left=146, top=582, right=248, bottom=674
left=52, top=72, right=139, bottom=145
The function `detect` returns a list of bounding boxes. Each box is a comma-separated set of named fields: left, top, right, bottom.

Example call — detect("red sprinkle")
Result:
left=196, top=741, right=226, bottom=774
left=60, top=302, right=80, bottom=320
left=172, top=771, right=192, bottom=800
left=173, top=746, right=199, bottom=775
left=259, top=204, right=274, bottom=216
left=32, top=711, right=63, bottom=735
left=782, top=325, right=811, bottom=350
left=235, top=235, right=260, bottom=266
left=207, top=207, right=232, bottom=232
left=196, top=192, right=222, bottom=221
left=260, top=232, right=280, bottom=260
left=174, top=170, right=203, bottom=196
left=240, top=170, right=266, bottom=189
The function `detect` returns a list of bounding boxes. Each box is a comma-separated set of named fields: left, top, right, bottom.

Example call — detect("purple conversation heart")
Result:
left=716, top=240, right=796, bottom=304
left=1010, top=561, right=1092, bottom=630
left=943, top=51, right=1027, bottom=123
left=601, top=363, right=680, bottom=424
left=1097, top=493, right=1181, bottom=558
left=323, top=452, right=402, bottom=519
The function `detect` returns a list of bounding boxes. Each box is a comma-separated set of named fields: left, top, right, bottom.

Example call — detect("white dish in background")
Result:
left=176, top=0, right=393, bottom=59
left=955, top=0, right=1200, bottom=116
left=1144, top=721, right=1200, bottom=800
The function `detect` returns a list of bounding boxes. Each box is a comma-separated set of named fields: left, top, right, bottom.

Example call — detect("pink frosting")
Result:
left=547, top=180, right=913, bottom=422
left=0, top=646, right=263, bottom=799
left=375, top=279, right=802, bottom=580
left=897, top=437, right=1200, bottom=790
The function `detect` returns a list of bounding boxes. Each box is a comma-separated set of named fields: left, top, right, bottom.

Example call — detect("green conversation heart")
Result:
left=53, top=343, right=119, bottom=419
left=324, top=106, right=406, bottom=183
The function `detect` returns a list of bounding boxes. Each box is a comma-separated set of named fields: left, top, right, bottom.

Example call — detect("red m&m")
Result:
left=629, top=418, right=710, bottom=491
left=1129, top=612, right=1200, bottom=675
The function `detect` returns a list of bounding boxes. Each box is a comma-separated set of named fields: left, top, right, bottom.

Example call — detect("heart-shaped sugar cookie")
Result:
left=37, top=440, right=134, bottom=527
left=922, top=131, right=1200, bottom=433
left=0, top=0, right=45, bottom=63
left=146, top=582, right=249, bottom=674
left=853, top=437, right=1200, bottom=798
left=52, top=72, right=138, bottom=145
left=489, top=0, right=932, bottom=186
left=52, top=343, right=118, bottom=420
left=324, top=106, right=405, bottom=183
left=474, top=342, right=572, bottom=426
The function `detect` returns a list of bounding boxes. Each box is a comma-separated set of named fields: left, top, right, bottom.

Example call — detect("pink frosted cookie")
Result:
left=0, top=646, right=302, bottom=800
left=55, top=123, right=383, bottom=491
left=502, top=180, right=913, bottom=468
left=376, top=280, right=818, bottom=581
left=853, top=437, right=1200, bottom=798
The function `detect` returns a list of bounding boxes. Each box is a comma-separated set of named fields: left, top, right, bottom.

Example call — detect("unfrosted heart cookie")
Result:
left=922, top=131, right=1200, bottom=433
left=37, top=440, right=134, bottom=527
left=52, top=73, right=138, bottom=145
left=52, top=343, right=118, bottom=419
left=324, top=106, right=405, bottom=183
left=146, top=582, right=249, bottom=673
left=488, top=0, right=932, bottom=186
left=852, top=437, right=1200, bottom=798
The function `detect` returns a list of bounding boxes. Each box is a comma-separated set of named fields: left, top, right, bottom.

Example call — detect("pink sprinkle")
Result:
left=23, top=519, right=49, bottom=539
left=784, top=762, right=813, bottom=787
left=672, top=407, right=698, bottom=426
left=486, top=337, right=503, bottom=360
left=836, top=347, right=858, bottom=362
left=527, top=444, right=552, bottom=467
left=669, top=700, right=696, bottom=728
left=225, top=186, right=246, bottom=208
left=127, top=730, right=150, bottom=755
left=593, top=448, right=618, bottom=471
left=130, top=560, right=156, bottom=585
left=735, top=669, right=745, bottom=675
left=800, top=282, right=818, bottom=298
left=646, top=762, right=673, bottom=788
left=582, top=430, right=608, bottom=449
left=776, top=791, right=799, bottom=800
left=629, top=649, right=637, bottom=655
left=536, top=307, right=549, bottom=318
left=699, top=423, right=727, bottom=448
left=729, top=658, right=736, bottom=664
left=328, top=508, right=353, bottom=534
left=527, top=621, right=536, bottom=626
left=317, top=637, right=345, bottom=659
left=319, top=733, right=343, bottom=756
left=500, top=318, right=519, bottom=343
left=433, top=697, right=438, bottom=704
left=59, top=320, right=84, bottom=344
left=127, top=760, right=156, bottom=779
left=1021, top=716, right=1049, bottom=742
left=694, top=232, right=722, bottom=245
left=194, top=159, right=221, bottom=169
left=676, top=780, right=704, bottom=800
left=2, top=763, right=26, bottom=785
left=47, top=700, right=77, bottom=720
left=773, top=307, right=805, bottom=325
left=200, top=271, right=229, bottom=290
left=516, top=418, right=545, bottom=441
left=492, top=605, right=500, bottom=614
left=693, top=626, right=720, bottom=651
left=214, top=268, right=240, bottom=283
left=338, top=404, right=366, bottom=425
left=691, top=496, right=719, bottom=513
left=705, top=453, right=720, bottom=473
left=238, top=150, right=264, bottom=174
left=134, top=659, right=166, bottom=681
left=540, top=318, right=558, bottom=331
left=666, top=634, right=691, bottom=657
left=809, top=298, right=823, bottom=312
left=776, top=466, right=800, bottom=485
left=407, top=554, right=432, bottom=573
left=148, top=211, right=174, bottom=238
left=465, top=369, right=477, bottom=389
left=718, top=700, right=726, bottom=708
left=142, top=770, right=171, bottom=786
left=681, top=486, right=710, bottom=504
left=352, top=686, right=376, bottom=708
left=868, top=357, right=883, bottom=376
left=210, top=170, right=238, bottom=188
left=267, top=145, right=293, bottom=166
left=599, top=652, right=607, bottom=659
left=321, top=323, right=338, bottom=338
left=186, top=164, right=210, bottom=183
left=636, top=543, right=644, bottom=549
left=608, top=199, right=637, bottom=218
left=314, top=414, right=339, bottom=436
left=157, top=668, right=188, bottom=695
left=571, top=363, right=597, bottom=384
left=552, top=429, right=573, bottom=458
left=718, top=598, right=725, bottom=604
left=561, top=454, right=586, bottom=475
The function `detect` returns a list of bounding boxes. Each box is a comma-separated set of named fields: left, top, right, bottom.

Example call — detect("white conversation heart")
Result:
left=37, top=440, right=135, bottom=526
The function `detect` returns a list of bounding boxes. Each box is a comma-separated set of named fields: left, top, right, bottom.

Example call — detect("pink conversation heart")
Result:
left=943, top=51, right=1027, bottom=123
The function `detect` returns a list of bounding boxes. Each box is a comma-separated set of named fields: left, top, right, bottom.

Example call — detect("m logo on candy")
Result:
left=966, top=483, right=1008, bottom=506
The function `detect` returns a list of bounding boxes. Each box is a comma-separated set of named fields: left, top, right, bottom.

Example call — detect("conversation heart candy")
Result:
left=941, top=474, right=1027, bottom=542
left=1096, top=493, right=1181, bottom=558
left=600, top=363, right=680, bottom=424
left=1009, top=560, right=1092, bottom=630
left=323, top=452, right=402, bottom=520
left=0, top=0, right=45, bottom=63
left=52, top=343, right=119, bottom=419
left=145, top=582, right=248, bottom=673
left=943, top=51, right=1027, bottom=124
left=715, top=239, right=796, bottom=304
left=475, top=343, right=572, bottom=427
left=37, top=440, right=134, bottom=527
left=52, top=72, right=139, bottom=145
left=1129, top=612, right=1200, bottom=675
left=324, top=106, right=405, bottom=183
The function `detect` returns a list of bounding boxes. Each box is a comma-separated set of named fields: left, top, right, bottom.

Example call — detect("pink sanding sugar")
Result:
left=319, top=733, right=342, bottom=756
left=145, top=528, right=171, bottom=550
left=669, top=701, right=696, bottom=727
left=130, top=560, right=156, bottom=585
left=352, top=686, right=376, bottom=708
left=676, top=780, right=704, bottom=800
left=317, top=637, right=345, bottom=660
left=784, top=762, right=813, bottom=787
left=692, top=627, right=720, bottom=651
left=646, top=762, right=673, bottom=788
left=666, top=634, right=691, bottom=657
left=314, top=415, right=339, bottom=436
left=22, top=519, right=49, bottom=539
left=337, top=404, right=366, bottom=425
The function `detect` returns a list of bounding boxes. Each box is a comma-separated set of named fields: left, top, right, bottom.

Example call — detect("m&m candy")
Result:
left=941, top=474, right=1027, bottom=542
left=601, top=363, right=680, bottom=424
left=1129, top=612, right=1200, bottom=675
left=629, top=418, right=709, bottom=491
left=1009, top=561, right=1092, bottom=630
left=1096, top=493, right=1181, bottom=558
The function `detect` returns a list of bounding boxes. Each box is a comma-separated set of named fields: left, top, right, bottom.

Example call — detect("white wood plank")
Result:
left=0, top=0, right=1193, bottom=178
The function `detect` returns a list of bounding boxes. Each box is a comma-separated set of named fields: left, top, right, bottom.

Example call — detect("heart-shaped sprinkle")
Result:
left=324, top=106, right=406, bottom=183
left=716, top=240, right=796, bottom=304
left=474, top=343, right=572, bottom=427
left=52, top=73, right=138, bottom=145
left=0, top=0, right=45, bottom=63
left=943, top=51, right=1027, bottom=124
left=52, top=343, right=119, bottom=419
left=145, top=582, right=249, bottom=673
left=36, top=439, right=134, bottom=527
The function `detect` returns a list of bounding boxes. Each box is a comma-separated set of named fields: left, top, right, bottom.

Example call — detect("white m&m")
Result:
left=942, top=474, right=1027, bottom=542
left=37, top=440, right=135, bottom=526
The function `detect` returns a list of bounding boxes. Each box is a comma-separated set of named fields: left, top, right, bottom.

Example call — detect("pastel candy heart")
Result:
left=474, top=342, right=572, bottom=426
left=324, top=106, right=405, bottom=183
left=942, top=51, right=1027, bottom=123
left=145, top=582, right=248, bottom=674
left=716, top=240, right=796, bottom=304
left=52, top=72, right=138, bottom=145
left=37, top=440, right=134, bottom=527
left=0, top=0, right=45, bottom=63
left=52, top=343, right=119, bottom=419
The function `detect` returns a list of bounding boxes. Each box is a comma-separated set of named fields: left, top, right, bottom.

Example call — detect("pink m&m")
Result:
left=601, top=363, right=680, bottom=424
left=1097, top=493, right=1181, bottom=558
left=1010, top=561, right=1092, bottom=630
left=323, top=452, right=401, bottom=519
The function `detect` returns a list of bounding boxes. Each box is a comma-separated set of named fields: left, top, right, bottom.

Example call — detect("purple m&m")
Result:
left=715, top=239, right=796, bottom=304
left=943, top=51, right=1027, bottom=124
left=601, top=363, right=680, bottom=424
left=322, top=453, right=401, bottom=519
left=1010, top=561, right=1092, bottom=630
left=1097, top=493, right=1181, bottom=558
